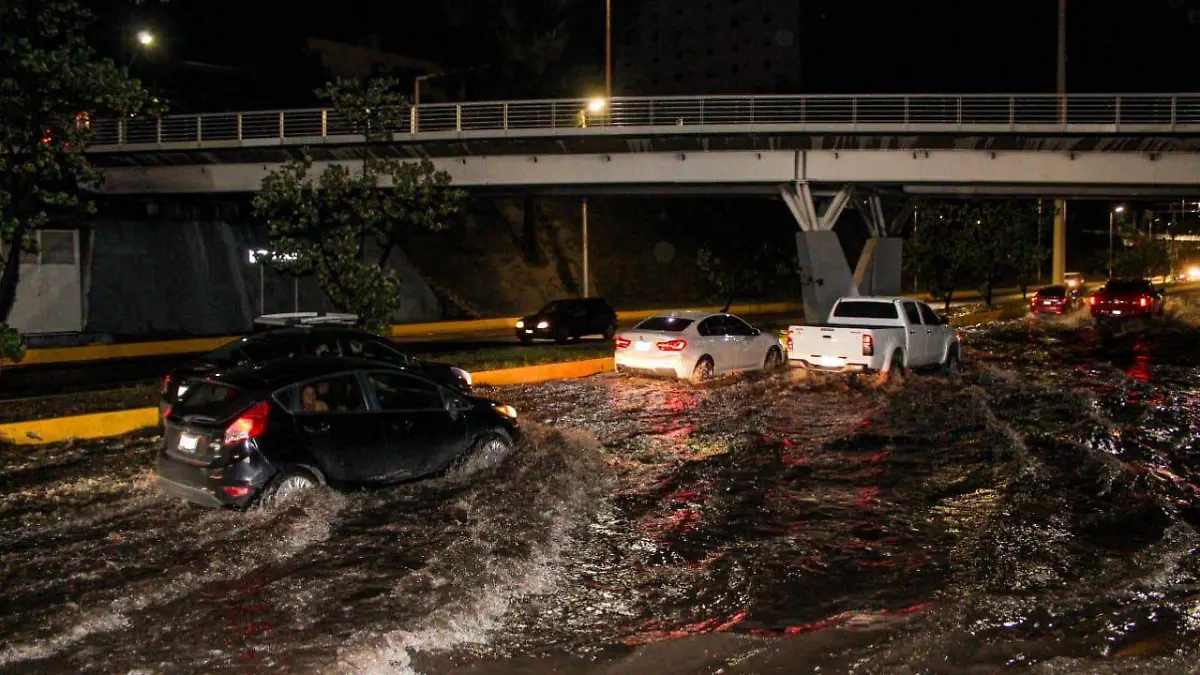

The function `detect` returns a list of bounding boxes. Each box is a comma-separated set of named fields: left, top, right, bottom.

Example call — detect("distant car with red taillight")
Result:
left=1030, top=285, right=1080, bottom=316
left=613, top=311, right=783, bottom=384
left=1088, top=278, right=1165, bottom=326
left=156, top=357, right=518, bottom=509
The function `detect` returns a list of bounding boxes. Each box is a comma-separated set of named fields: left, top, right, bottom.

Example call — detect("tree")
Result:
left=1114, top=229, right=1171, bottom=279
left=905, top=200, right=979, bottom=313
left=971, top=200, right=1047, bottom=304
left=696, top=244, right=795, bottom=309
left=0, top=0, right=161, bottom=335
left=0, top=323, right=22, bottom=374
left=252, top=77, right=464, bottom=334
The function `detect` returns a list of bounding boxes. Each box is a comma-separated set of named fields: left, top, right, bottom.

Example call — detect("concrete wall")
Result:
left=84, top=219, right=439, bottom=337
left=9, top=230, right=84, bottom=335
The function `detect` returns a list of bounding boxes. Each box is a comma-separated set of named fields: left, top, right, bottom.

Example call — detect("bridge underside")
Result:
left=91, top=134, right=1200, bottom=324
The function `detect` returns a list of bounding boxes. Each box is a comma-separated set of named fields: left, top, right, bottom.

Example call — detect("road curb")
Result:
left=0, top=357, right=617, bottom=446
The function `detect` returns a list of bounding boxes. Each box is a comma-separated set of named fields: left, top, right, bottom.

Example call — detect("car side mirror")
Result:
left=939, top=315, right=950, bottom=325
left=446, top=396, right=471, bottom=412
left=751, top=328, right=761, bottom=336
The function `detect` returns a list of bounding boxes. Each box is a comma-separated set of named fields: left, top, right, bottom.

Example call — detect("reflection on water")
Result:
left=2, top=304, right=1200, bottom=673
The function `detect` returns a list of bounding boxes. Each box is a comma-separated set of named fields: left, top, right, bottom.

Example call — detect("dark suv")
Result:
left=515, top=298, right=618, bottom=344
left=156, top=357, right=519, bottom=508
left=160, top=327, right=471, bottom=420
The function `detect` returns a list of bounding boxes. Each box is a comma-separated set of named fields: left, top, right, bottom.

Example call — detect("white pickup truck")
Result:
left=786, top=297, right=961, bottom=374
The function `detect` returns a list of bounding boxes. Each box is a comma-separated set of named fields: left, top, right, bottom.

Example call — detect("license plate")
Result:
left=178, top=433, right=199, bottom=452
left=819, top=355, right=843, bottom=368
left=1111, top=310, right=1122, bottom=315
left=634, top=341, right=651, bottom=352
left=1042, top=301, right=1053, bottom=305
left=524, top=329, right=533, bottom=334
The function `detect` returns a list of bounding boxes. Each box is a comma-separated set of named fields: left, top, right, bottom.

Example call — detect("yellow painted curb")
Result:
left=472, top=357, right=615, bottom=386
left=5, top=336, right=239, bottom=369
left=0, top=407, right=159, bottom=446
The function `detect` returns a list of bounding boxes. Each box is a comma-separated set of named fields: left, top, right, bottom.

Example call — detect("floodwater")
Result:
left=2, top=305, right=1200, bottom=674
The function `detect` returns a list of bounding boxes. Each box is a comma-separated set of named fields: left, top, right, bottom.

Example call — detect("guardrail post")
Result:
left=118, top=119, right=125, bottom=145
left=551, top=101, right=556, bottom=129
left=1170, top=95, right=1177, bottom=130
left=852, top=97, right=857, bottom=126
left=196, top=116, right=202, bottom=142
left=955, top=97, right=962, bottom=129
left=748, top=98, right=754, bottom=125
left=236, top=113, right=243, bottom=141
left=1114, top=95, right=1121, bottom=131
left=321, top=109, right=328, bottom=137
left=277, top=111, right=284, bottom=139
left=456, top=104, right=463, bottom=132
left=800, top=97, right=806, bottom=124
left=903, top=96, right=909, bottom=130
left=156, top=117, right=162, bottom=144
left=1008, top=96, right=1015, bottom=130
left=502, top=103, right=509, bottom=130
left=699, top=99, right=705, bottom=125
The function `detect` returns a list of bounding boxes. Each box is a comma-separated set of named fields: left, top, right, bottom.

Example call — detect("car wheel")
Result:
left=259, top=467, right=320, bottom=508
left=763, top=346, right=783, bottom=372
left=889, top=350, right=906, bottom=376
left=553, top=328, right=570, bottom=345
left=602, top=325, right=616, bottom=340
left=690, top=356, right=714, bottom=385
left=449, top=430, right=513, bottom=474
left=941, top=346, right=960, bottom=378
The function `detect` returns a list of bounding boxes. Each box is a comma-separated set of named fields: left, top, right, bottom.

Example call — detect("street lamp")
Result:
left=128, top=30, right=155, bottom=67
left=1108, top=205, right=1125, bottom=279
left=587, top=97, right=607, bottom=114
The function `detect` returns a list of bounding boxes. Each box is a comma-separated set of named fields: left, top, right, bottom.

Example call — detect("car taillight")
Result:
left=162, top=406, right=172, bottom=422
left=614, top=336, right=631, bottom=349
left=224, top=401, right=270, bottom=446
left=161, top=374, right=172, bottom=395
left=1139, top=296, right=1149, bottom=307
left=785, top=334, right=793, bottom=351
left=656, top=339, right=687, bottom=352
left=1089, top=296, right=1097, bottom=306
left=862, top=334, right=874, bottom=356
left=222, top=486, right=251, bottom=498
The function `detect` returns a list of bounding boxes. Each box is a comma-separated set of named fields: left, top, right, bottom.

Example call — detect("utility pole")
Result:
left=1052, top=0, right=1068, bottom=285
left=582, top=197, right=590, bottom=297
left=605, top=0, right=613, bottom=101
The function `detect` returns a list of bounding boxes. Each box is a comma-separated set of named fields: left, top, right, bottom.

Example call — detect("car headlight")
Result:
left=516, top=320, right=524, bottom=328
left=536, top=321, right=549, bottom=329
left=494, top=404, right=517, bottom=419
left=451, top=367, right=472, bottom=386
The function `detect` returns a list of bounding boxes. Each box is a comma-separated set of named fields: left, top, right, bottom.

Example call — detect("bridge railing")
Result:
left=89, top=93, right=1200, bottom=147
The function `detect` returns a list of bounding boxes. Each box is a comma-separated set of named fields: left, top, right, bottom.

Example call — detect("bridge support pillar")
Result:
left=853, top=195, right=912, bottom=296
left=780, top=182, right=858, bottom=323
left=1052, top=199, right=1067, bottom=283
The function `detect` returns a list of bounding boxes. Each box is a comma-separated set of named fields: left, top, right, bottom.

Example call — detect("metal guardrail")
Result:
left=88, top=93, right=1200, bottom=148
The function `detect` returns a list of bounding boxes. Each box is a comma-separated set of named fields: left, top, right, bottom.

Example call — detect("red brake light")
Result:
left=1139, top=296, right=1149, bottom=307
left=614, top=336, right=631, bottom=349
left=162, top=374, right=172, bottom=395
left=862, top=334, right=874, bottom=356
left=1089, top=296, right=1096, bottom=306
left=222, top=486, right=251, bottom=498
left=656, top=339, right=687, bottom=352
left=785, top=334, right=793, bottom=351
left=162, top=406, right=172, bottom=422
left=224, top=401, right=270, bottom=446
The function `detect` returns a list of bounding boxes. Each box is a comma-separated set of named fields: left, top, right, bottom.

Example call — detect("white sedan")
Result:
left=614, top=311, right=784, bottom=384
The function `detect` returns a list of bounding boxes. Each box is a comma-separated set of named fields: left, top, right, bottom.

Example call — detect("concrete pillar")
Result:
left=1052, top=199, right=1067, bottom=283
left=854, top=237, right=904, bottom=296
left=796, top=230, right=857, bottom=324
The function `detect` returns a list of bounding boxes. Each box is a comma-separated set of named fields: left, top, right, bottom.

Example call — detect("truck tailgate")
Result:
left=789, top=326, right=869, bottom=367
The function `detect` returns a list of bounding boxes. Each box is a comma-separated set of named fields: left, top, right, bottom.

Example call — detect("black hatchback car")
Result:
left=160, top=326, right=471, bottom=419
left=156, top=357, right=519, bottom=509
left=515, top=298, right=618, bottom=344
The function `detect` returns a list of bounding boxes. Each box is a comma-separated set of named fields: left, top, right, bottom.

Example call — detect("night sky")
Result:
left=90, top=0, right=1200, bottom=110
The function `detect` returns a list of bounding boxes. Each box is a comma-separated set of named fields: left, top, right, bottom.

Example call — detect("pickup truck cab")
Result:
left=786, top=297, right=961, bottom=374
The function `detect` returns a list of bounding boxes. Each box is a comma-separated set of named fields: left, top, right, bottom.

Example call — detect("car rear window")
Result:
left=1105, top=280, right=1153, bottom=293
left=174, top=382, right=257, bottom=421
left=635, top=316, right=694, bottom=332
left=1039, top=286, right=1067, bottom=297
left=832, top=301, right=899, bottom=320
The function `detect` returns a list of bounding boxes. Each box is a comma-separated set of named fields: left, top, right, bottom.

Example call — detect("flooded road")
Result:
left=3, top=304, right=1200, bottom=674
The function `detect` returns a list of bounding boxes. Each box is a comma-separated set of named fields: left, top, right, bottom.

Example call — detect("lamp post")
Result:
left=581, top=197, right=590, bottom=297
left=128, top=30, right=154, bottom=68
left=1051, top=0, right=1068, bottom=285
left=1108, top=205, right=1125, bottom=279
left=605, top=0, right=612, bottom=102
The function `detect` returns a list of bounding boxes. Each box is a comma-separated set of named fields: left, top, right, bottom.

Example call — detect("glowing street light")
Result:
left=137, top=30, right=155, bottom=47
left=1108, top=205, right=1126, bottom=279
left=587, top=97, right=607, bottom=114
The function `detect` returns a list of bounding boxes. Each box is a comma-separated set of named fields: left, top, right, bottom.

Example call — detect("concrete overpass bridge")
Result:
left=87, top=93, right=1200, bottom=321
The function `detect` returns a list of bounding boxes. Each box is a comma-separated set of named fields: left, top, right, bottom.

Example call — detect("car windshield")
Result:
left=635, top=316, right=694, bottom=332
left=1039, top=286, right=1067, bottom=297
left=539, top=300, right=577, bottom=314
left=1105, top=280, right=1153, bottom=293
left=832, top=301, right=899, bottom=320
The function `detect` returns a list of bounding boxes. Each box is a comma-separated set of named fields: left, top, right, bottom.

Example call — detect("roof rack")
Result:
left=252, top=312, right=359, bottom=330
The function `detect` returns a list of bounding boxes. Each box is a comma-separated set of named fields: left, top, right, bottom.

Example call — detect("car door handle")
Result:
left=926, top=329, right=932, bottom=334
left=909, top=330, right=916, bottom=334
left=303, top=422, right=330, bottom=434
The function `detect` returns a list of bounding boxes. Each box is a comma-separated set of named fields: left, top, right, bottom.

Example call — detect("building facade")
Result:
left=615, top=0, right=802, bottom=95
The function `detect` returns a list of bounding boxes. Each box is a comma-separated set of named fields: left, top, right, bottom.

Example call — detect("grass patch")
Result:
left=417, top=342, right=613, bottom=372
left=0, top=384, right=158, bottom=425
